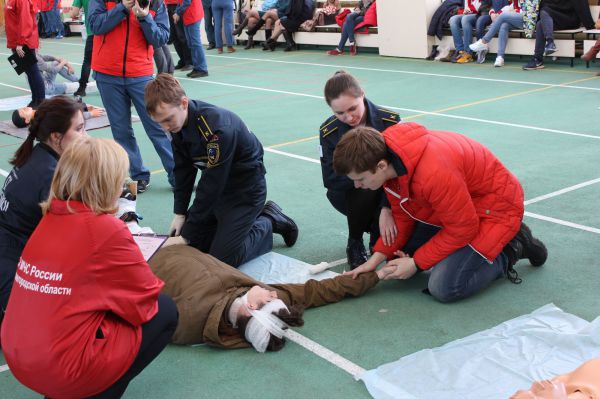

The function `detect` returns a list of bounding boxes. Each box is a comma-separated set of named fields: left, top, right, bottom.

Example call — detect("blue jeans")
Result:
left=95, top=74, right=175, bottom=186
left=450, top=14, right=489, bottom=53
left=427, top=246, right=507, bottom=303
left=338, top=12, right=364, bottom=50
left=43, top=63, right=79, bottom=95
left=533, top=9, right=553, bottom=60
left=184, top=21, right=208, bottom=73
left=212, top=0, right=234, bottom=48
left=482, top=12, right=523, bottom=57
left=50, top=0, right=64, bottom=36
left=202, top=0, right=216, bottom=46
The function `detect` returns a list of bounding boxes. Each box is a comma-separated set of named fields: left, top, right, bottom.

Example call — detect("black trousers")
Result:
left=87, top=294, right=178, bottom=399
left=79, top=34, right=94, bottom=87
left=327, top=188, right=382, bottom=243
left=0, top=236, right=22, bottom=327
left=168, top=4, right=192, bottom=66
left=12, top=49, right=45, bottom=105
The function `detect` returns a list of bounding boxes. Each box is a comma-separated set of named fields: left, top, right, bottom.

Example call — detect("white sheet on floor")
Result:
left=238, top=252, right=338, bottom=284
left=361, top=304, right=600, bottom=399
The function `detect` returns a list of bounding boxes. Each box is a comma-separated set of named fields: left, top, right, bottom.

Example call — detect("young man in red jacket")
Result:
left=4, top=0, right=46, bottom=107
left=334, top=123, right=547, bottom=303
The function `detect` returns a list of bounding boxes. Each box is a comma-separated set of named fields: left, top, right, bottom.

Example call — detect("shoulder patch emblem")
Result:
left=207, top=142, right=220, bottom=167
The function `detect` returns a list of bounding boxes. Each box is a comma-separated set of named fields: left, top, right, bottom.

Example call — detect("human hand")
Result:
left=162, top=235, right=188, bottom=247
left=67, top=63, right=75, bottom=75
left=463, top=8, right=471, bottom=14
left=16, top=46, right=25, bottom=58
left=122, top=0, right=135, bottom=10
left=381, top=257, right=418, bottom=280
left=490, top=12, right=498, bottom=22
left=169, top=214, right=186, bottom=236
left=595, top=19, right=600, bottom=29
left=379, top=207, right=397, bottom=246
left=173, top=13, right=180, bottom=23
left=343, top=259, right=377, bottom=279
left=133, top=0, right=150, bottom=18
left=245, top=286, right=278, bottom=310
left=88, top=107, right=105, bottom=117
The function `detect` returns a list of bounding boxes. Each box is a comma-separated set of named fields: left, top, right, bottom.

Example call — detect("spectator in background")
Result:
left=326, top=0, right=376, bottom=56
left=153, top=44, right=175, bottom=74
left=71, top=0, right=94, bottom=96
left=581, top=18, right=600, bottom=72
left=4, top=0, right=46, bottom=108
left=212, top=0, right=236, bottom=53
left=240, top=0, right=289, bottom=50
left=471, top=0, right=509, bottom=64
left=202, top=0, right=216, bottom=50
left=262, top=0, right=314, bottom=52
left=173, top=0, right=209, bottom=78
left=166, top=0, right=193, bottom=70
left=36, top=52, right=80, bottom=95
left=49, top=0, right=65, bottom=38
left=449, top=0, right=488, bottom=64
left=88, top=0, right=175, bottom=192
left=523, top=0, right=595, bottom=70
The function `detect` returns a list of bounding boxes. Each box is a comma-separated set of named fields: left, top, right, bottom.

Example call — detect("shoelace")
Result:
left=507, top=266, right=522, bottom=284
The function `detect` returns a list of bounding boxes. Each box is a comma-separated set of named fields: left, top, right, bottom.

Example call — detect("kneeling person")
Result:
left=336, top=123, right=547, bottom=303
left=149, top=244, right=383, bottom=350
left=145, top=74, right=298, bottom=267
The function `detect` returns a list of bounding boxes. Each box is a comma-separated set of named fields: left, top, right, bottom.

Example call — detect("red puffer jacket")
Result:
left=4, top=0, right=40, bottom=49
left=373, top=122, right=524, bottom=269
left=354, top=1, right=377, bottom=33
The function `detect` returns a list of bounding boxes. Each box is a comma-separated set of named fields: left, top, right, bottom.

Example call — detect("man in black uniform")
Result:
left=145, top=74, right=298, bottom=267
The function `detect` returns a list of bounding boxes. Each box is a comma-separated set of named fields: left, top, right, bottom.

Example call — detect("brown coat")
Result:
left=148, top=245, right=379, bottom=348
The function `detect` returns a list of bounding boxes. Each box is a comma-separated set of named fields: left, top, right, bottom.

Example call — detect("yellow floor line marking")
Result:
left=267, top=135, right=319, bottom=149
left=150, top=168, right=165, bottom=175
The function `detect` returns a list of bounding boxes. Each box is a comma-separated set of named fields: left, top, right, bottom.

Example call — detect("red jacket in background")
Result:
left=178, top=0, right=203, bottom=26
left=4, top=0, right=40, bottom=49
left=373, top=123, right=524, bottom=269
left=354, top=1, right=377, bottom=33
left=1, top=200, right=164, bottom=399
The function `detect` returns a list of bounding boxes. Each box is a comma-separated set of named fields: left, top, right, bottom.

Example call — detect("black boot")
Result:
left=244, top=36, right=255, bottom=49
left=346, top=238, right=368, bottom=270
left=263, top=38, right=277, bottom=51
left=74, top=83, right=87, bottom=97
left=425, top=45, right=439, bottom=61
left=232, top=17, right=248, bottom=37
left=282, top=30, right=296, bottom=52
left=261, top=201, right=299, bottom=247
left=246, top=18, right=265, bottom=37
left=502, top=223, right=548, bottom=283
left=265, top=29, right=272, bottom=41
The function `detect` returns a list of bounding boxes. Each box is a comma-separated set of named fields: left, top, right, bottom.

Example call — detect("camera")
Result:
left=138, top=0, right=149, bottom=8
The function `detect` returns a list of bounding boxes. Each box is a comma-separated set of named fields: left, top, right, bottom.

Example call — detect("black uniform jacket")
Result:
left=172, top=100, right=266, bottom=240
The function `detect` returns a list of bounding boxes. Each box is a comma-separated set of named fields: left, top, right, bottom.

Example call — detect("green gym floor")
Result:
left=1, top=36, right=599, bottom=398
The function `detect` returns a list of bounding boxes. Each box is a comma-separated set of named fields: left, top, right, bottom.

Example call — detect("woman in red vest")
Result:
left=1, top=137, right=178, bottom=398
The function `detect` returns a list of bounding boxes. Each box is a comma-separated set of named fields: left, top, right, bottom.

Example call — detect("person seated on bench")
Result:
left=0, top=96, right=86, bottom=330
left=302, top=0, right=341, bottom=31
left=327, top=0, right=376, bottom=56
left=449, top=0, right=494, bottom=64
left=36, top=52, right=81, bottom=96
left=148, top=244, right=385, bottom=350
left=523, top=0, right=595, bottom=70
left=335, top=123, right=548, bottom=303
left=262, top=0, right=314, bottom=51
left=510, top=357, right=600, bottom=399
left=581, top=18, right=600, bottom=73
left=12, top=101, right=104, bottom=128
left=237, top=0, right=290, bottom=49
left=470, top=0, right=537, bottom=67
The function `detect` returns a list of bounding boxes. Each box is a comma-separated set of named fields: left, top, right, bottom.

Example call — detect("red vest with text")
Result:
left=91, top=0, right=158, bottom=77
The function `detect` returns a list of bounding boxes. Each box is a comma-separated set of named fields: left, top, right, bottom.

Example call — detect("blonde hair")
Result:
left=42, top=137, right=129, bottom=215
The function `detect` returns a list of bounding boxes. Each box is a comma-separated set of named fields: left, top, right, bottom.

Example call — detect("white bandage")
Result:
left=242, top=294, right=289, bottom=353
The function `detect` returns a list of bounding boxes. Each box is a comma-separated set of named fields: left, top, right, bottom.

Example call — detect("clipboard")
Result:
left=8, top=46, right=37, bottom=75
left=132, top=234, right=169, bottom=261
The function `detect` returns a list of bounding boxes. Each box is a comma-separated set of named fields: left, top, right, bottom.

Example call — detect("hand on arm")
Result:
left=380, top=256, right=418, bottom=280
left=379, top=207, right=397, bottom=246
left=343, top=252, right=387, bottom=279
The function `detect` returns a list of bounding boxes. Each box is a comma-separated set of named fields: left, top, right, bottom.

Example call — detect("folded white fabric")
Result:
left=361, top=304, right=600, bottom=399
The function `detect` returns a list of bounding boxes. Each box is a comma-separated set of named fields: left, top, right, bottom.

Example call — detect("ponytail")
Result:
left=10, top=132, right=36, bottom=168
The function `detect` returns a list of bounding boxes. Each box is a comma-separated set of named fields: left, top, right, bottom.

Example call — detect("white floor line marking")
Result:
left=0, top=364, right=9, bottom=373
left=524, top=177, right=600, bottom=205
left=525, top=211, right=600, bottom=234
left=0, top=82, right=32, bottom=93
left=23, top=40, right=600, bottom=91
left=0, top=168, right=9, bottom=177
left=328, top=258, right=347, bottom=267
left=284, top=329, right=366, bottom=380
left=176, top=78, right=600, bottom=141
left=264, top=147, right=321, bottom=164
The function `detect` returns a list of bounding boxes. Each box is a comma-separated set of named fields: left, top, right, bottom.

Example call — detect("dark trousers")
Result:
left=168, top=4, right=192, bottom=66
left=327, top=188, right=381, bottom=244
left=203, top=0, right=216, bottom=46
left=79, top=34, right=94, bottom=87
left=87, top=294, right=178, bottom=399
left=0, top=236, right=23, bottom=326
left=533, top=9, right=554, bottom=60
left=153, top=44, right=175, bottom=74
left=187, top=178, right=273, bottom=268
left=13, top=49, right=46, bottom=105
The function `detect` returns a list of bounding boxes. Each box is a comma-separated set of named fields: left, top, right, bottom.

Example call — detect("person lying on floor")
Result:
left=147, top=244, right=386, bottom=351
left=12, top=100, right=104, bottom=128
left=510, top=356, right=600, bottom=399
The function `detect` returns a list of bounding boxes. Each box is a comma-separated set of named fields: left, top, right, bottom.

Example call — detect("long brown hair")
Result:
left=10, top=96, right=83, bottom=167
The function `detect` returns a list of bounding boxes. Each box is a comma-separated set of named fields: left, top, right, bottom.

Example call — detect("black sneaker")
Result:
left=206, top=43, right=216, bottom=50
left=187, top=70, right=208, bottom=78
left=503, top=223, right=548, bottom=267
left=174, top=62, right=186, bottom=70
left=180, top=64, right=193, bottom=72
left=261, top=200, right=298, bottom=247
left=523, top=58, right=545, bottom=70
left=74, top=86, right=86, bottom=97
left=346, top=238, right=368, bottom=270
left=137, top=180, right=150, bottom=193
left=544, top=41, right=557, bottom=56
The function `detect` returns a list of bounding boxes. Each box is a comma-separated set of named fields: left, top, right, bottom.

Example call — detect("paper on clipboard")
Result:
left=133, top=234, right=168, bottom=261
